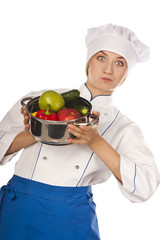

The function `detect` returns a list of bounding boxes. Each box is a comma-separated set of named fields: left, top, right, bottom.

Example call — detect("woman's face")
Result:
left=86, top=50, right=128, bottom=97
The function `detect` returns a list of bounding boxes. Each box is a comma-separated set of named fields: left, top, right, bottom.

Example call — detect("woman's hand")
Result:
left=67, top=111, right=100, bottom=146
left=21, top=105, right=30, bottom=131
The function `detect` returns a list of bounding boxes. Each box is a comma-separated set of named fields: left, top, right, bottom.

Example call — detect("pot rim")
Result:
left=22, top=96, right=92, bottom=125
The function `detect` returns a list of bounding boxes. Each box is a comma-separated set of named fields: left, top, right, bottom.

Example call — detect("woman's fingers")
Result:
left=21, top=105, right=26, bottom=115
left=25, top=123, right=30, bottom=132
left=21, top=105, right=30, bottom=126
left=67, top=125, right=87, bottom=144
left=68, top=124, right=89, bottom=135
left=92, top=111, right=100, bottom=117
left=67, top=123, right=98, bottom=145
left=67, top=124, right=85, bottom=139
left=24, top=115, right=30, bottom=125
left=68, top=137, right=86, bottom=145
left=21, top=106, right=29, bottom=118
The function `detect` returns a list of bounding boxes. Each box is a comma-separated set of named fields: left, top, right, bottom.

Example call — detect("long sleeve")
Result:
left=0, top=98, right=25, bottom=165
left=0, top=88, right=68, bottom=166
left=117, top=123, right=160, bottom=202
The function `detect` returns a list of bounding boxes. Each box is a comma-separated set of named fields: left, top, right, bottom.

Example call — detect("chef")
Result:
left=0, top=23, right=160, bottom=240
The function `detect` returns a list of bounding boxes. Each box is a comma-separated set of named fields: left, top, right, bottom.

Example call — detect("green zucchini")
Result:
left=61, top=89, right=80, bottom=103
left=73, top=105, right=90, bottom=115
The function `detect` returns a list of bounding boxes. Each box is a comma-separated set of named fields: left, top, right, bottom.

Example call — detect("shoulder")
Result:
left=114, top=109, right=142, bottom=135
left=116, top=111, right=145, bottom=143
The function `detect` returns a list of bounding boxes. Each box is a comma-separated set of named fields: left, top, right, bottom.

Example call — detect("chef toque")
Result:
left=85, top=23, right=150, bottom=69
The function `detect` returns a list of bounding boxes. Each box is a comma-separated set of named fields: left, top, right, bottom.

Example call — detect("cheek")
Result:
left=116, top=69, right=128, bottom=81
left=88, top=63, right=99, bottom=79
left=88, top=67, right=93, bottom=80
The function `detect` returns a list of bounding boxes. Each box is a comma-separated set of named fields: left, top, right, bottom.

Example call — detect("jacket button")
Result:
left=43, top=156, right=47, bottom=160
left=75, top=165, right=80, bottom=169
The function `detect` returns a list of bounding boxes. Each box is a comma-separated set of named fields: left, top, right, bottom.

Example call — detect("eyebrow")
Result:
left=100, top=51, right=125, bottom=60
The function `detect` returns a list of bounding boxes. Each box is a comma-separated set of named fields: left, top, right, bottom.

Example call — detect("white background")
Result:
left=0, top=1, right=160, bottom=239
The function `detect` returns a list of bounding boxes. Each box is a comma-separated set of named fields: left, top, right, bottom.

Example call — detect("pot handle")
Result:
left=74, top=114, right=99, bottom=127
left=21, top=97, right=33, bottom=106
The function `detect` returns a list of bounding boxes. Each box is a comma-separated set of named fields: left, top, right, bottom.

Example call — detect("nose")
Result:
left=103, top=62, right=113, bottom=74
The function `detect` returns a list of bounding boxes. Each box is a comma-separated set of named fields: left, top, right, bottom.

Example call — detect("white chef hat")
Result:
left=85, top=23, right=150, bottom=69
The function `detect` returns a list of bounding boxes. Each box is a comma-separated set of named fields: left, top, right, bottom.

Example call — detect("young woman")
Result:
left=0, top=23, right=159, bottom=240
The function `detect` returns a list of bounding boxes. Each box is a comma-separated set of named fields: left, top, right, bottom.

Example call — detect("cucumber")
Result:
left=61, top=89, right=80, bottom=103
left=73, top=105, right=90, bottom=115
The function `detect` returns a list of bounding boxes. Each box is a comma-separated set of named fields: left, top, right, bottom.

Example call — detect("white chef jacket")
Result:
left=0, top=83, right=160, bottom=202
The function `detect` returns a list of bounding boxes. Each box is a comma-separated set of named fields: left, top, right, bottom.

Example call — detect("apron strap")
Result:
left=0, top=185, right=16, bottom=209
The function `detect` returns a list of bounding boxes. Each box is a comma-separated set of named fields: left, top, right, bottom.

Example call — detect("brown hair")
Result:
left=85, top=53, right=97, bottom=76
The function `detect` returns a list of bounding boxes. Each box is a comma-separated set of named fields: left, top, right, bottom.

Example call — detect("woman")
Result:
left=0, top=23, right=159, bottom=240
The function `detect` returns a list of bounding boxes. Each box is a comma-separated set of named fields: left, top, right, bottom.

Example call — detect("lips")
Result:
left=101, top=77, right=112, bottom=82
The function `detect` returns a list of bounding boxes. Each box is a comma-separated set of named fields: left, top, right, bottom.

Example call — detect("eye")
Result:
left=115, top=61, right=124, bottom=66
left=97, top=56, right=106, bottom=62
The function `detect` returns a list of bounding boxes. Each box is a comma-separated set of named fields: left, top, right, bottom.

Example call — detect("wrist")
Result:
left=87, top=133, right=102, bottom=150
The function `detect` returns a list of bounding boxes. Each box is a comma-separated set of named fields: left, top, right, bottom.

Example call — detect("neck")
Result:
left=85, top=82, right=113, bottom=98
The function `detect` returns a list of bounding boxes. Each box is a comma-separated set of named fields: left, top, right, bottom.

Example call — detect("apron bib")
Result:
left=0, top=175, right=100, bottom=240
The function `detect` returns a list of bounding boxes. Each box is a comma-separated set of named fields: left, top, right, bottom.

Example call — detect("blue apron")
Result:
left=0, top=175, right=100, bottom=240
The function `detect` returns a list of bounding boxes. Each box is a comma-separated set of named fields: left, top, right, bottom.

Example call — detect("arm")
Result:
left=116, top=124, right=160, bottom=201
left=67, top=115, right=160, bottom=202
left=5, top=105, right=36, bottom=155
left=67, top=112, right=122, bottom=184
left=5, top=131, right=36, bottom=155
left=0, top=94, right=37, bottom=164
left=0, top=88, right=67, bottom=161
left=86, top=135, right=122, bottom=184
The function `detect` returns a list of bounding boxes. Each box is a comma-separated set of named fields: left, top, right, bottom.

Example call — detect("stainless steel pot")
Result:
left=21, top=96, right=99, bottom=145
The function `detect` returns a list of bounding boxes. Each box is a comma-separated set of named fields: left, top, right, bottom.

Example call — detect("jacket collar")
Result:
left=78, top=83, right=113, bottom=114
